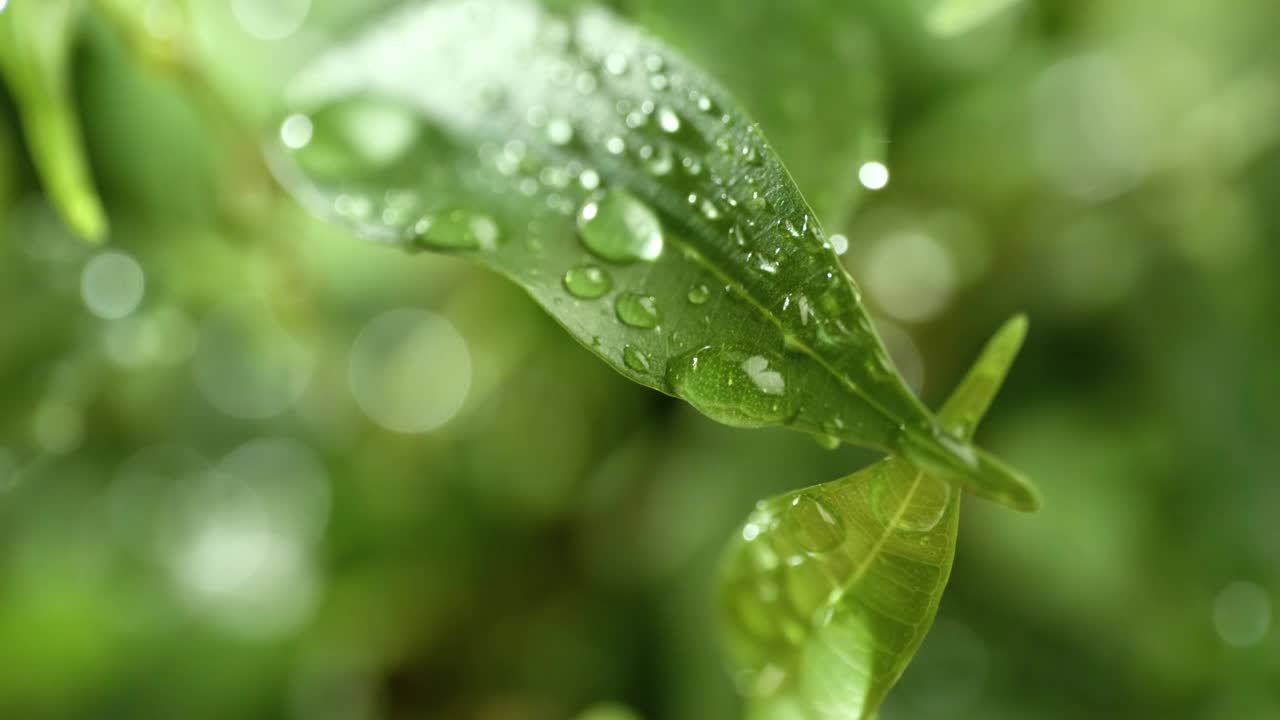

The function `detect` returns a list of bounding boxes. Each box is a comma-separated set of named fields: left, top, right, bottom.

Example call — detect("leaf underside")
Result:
left=718, top=316, right=1028, bottom=720
left=270, top=0, right=1040, bottom=511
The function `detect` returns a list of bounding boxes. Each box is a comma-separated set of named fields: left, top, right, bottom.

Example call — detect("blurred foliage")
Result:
left=0, top=0, right=1278, bottom=719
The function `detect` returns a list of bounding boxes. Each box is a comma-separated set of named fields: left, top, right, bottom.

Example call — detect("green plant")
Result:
left=1, top=0, right=1042, bottom=717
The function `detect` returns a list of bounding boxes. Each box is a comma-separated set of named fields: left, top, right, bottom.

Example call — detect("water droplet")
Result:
left=577, top=189, right=664, bottom=263
left=579, top=169, right=601, bottom=190
left=606, top=136, right=626, bottom=154
left=687, top=284, right=711, bottom=305
left=644, top=54, right=665, bottom=73
left=562, top=264, right=612, bottom=299
left=813, top=434, right=840, bottom=450
left=615, top=292, right=661, bottom=328
left=657, top=106, right=681, bottom=133
left=413, top=209, right=500, bottom=251
left=754, top=255, right=779, bottom=275
left=830, top=233, right=849, bottom=256
left=279, top=113, right=313, bottom=149
left=871, top=473, right=952, bottom=533
left=781, top=494, right=845, bottom=552
left=667, top=346, right=793, bottom=427
left=644, top=145, right=674, bottom=176
left=604, top=53, right=629, bottom=76
left=623, top=345, right=651, bottom=373
left=746, top=191, right=767, bottom=212
left=858, top=161, right=890, bottom=190
left=546, top=117, right=574, bottom=146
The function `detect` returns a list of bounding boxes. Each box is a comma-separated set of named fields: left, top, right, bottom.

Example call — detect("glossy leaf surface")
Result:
left=0, top=0, right=107, bottom=241
left=718, top=316, right=1028, bottom=720
left=270, top=0, right=1039, bottom=510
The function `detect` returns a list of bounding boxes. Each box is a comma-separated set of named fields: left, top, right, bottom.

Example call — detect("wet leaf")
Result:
left=718, top=315, right=1028, bottom=720
left=0, top=0, right=107, bottom=242
left=269, top=0, right=1040, bottom=510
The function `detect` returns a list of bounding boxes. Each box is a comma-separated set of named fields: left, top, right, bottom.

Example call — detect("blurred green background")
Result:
left=1, top=0, right=1277, bottom=718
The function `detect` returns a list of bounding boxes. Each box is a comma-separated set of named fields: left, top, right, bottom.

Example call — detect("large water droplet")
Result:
left=562, top=264, right=612, bottom=299
left=667, top=346, right=793, bottom=427
left=615, top=292, right=661, bottom=328
left=781, top=494, right=846, bottom=553
left=623, top=345, right=651, bottom=373
left=577, top=189, right=664, bottom=263
left=871, top=473, right=952, bottom=533
left=413, top=210, right=501, bottom=251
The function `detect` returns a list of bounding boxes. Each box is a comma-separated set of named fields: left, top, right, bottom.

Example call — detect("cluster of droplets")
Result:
left=724, top=467, right=954, bottom=699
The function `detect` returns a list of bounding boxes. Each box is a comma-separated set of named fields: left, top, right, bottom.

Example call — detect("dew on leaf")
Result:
left=413, top=209, right=501, bottom=251
left=577, top=189, right=664, bottom=263
left=622, top=345, right=651, bottom=373
left=687, top=283, right=711, bottom=305
left=615, top=292, right=661, bottom=328
left=667, top=346, right=792, bottom=427
left=562, top=264, right=613, bottom=299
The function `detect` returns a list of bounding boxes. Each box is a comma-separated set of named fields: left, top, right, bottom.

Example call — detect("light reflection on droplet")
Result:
left=280, top=113, right=314, bottom=149
left=231, top=0, right=311, bottom=40
left=858, top=161, right=890, bottom=190
left=863, top=232, right=956, bottom=323
left=830, top=233, right=849, bottom=256
left=81, top=251, right=146, bottom=320
left=349, top=309, right=472, bottom=433
left=1214, top=581, right=1271, bottom=648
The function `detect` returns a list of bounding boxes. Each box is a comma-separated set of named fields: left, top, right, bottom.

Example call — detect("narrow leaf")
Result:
left=718, top=315, right=1028, bottom=720
left=0, top=0, right=108, bottom=242
left=269, top=0, right=1039, bottom=510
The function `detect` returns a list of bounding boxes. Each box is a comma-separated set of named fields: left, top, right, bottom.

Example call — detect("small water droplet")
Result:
left=579, top=169, right=601, bottom=190
left=562, top=264, right=613, bottom=299
left=687, top=284, right=711, bottom=305
left=412, top=209, right=501, bottom=251
left=830, top=233, right=849, bottom=256
left=279, top=113, right=313, bottom=149
left=644, top=145, right=674, bottom=176
left=781, top=493, right=846, bottom=553
left=615, top=292, right=661, bottom=329
left=813, top=434, right=840, bottom=450
left=604, top=53, right=629, bottom=76
left=546, top=118, right=574, bottom=146
left=657, top=106, right=681, bottom=133
left=577, top=189, right=664, bottom=263
left=606, top=136, right=626, bottom=154
left=623, top=345, right=651, bottom=373
left=645, top=54, right=665, bottom=73
left=667, top=346, right=793, bottom=427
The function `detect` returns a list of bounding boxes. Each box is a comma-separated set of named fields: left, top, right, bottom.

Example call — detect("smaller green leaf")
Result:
left=0, top=0, right=107, bottom=242
left=718, top=315, right=1028, bottom=720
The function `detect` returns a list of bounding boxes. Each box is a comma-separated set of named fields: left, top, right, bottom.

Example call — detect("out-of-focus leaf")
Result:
left=0, top=0, right=107, bottom=242
left=270, top=0, right=1039, bottom=510
left=718, top=316, right=1028, bottom=720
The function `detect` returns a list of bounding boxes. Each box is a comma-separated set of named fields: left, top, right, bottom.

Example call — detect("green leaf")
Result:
left=0, top=0, right=108, bottom=242
left=620, top=0, right=888, bottom=229
left=269, top=0, right=1039, bottom=511
left=717, top=315, right=1028, bottom=720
